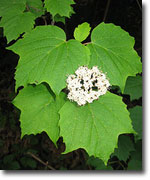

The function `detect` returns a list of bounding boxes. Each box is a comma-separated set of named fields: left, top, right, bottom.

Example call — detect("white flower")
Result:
left=66, top=66, right=110, bottom=106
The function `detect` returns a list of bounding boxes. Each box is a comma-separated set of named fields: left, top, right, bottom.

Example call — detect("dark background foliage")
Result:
left=0, top=0, right=142, bottom=170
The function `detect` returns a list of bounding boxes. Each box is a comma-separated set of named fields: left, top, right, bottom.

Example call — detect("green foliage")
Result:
left=127, top=140, right=142, bottom=170
left=74, top=22, right=91, bottom=42
left=53, top=7, right=74, bottom=23
left=53, top=14, right=66, bottom=24
left=20, top=156, right=37, bottom=169
left=8, top=25, right=89, bottom=95
left=112, top=135, right=135, bottom=161
left=87, top=156, right=112, bottom=170
left=0, top=11, right=35, bottom=43
left=129, top=106, right=142, bottom=140
left=2, top=8, right=141, bottom=164
left=26, top=0, right=45, bottom=18
left=0, top=0, right=26, bottom=15
left=88, top=23, right=142, bottom=92
left=12, top=84, right=66, bottom=145
left=0, top=0, right=44, bottom=43
left=3, top=154, right=15, bottom=164
left=59, top=92, right=135, bottom=164
left=44, top=0, right=75, bottom=18
left=0, top=0, right=142, bottom=170
left=3, top=154, right=20, bottom=170
left=124, top=75, right=142, bottom=100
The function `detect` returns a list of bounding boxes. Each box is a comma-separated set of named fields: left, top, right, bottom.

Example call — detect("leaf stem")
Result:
left=51, top=21, right=55, bottom=25
left=83, top=42, right=91, bottom=45
left=42, top=16, right=47, bottom=25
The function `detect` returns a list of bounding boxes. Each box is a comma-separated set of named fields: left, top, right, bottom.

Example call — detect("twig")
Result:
left=118, top=161, right=126, bottom=170
left=42, top=16, right=47, bottom=25
left=27, top=152, right=55, bottom=170
left=136, top=0, right=142, bottom=11
left=103, top=0, right=111, bottom=22
left=51, top=20, right=55, bottom=25
left=108, top=160, right=119, bottom=165
left=83, top=42, right=91, bottom=45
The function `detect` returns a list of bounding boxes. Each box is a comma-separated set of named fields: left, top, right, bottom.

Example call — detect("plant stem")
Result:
left=83, top=42, right=91, bottom=45
left=42, top=16, right=47, bottom=25
left=27, top=152, right=55, bottom=170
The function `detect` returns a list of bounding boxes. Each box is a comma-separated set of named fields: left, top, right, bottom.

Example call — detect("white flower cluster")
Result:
left=66, top=66, right=110, bottom=106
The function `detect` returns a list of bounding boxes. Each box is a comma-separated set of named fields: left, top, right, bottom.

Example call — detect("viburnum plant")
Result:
left=0, top=0, right=142, bottom=166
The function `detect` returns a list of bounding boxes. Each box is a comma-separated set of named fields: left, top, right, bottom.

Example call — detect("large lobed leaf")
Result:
left=88, top=23, right=142, bottom=92
left=44, top=0, right=75, bottom=18
left=13, top=84, right=66, bottom=145
left=59, top=92, right=135, bottom=164
left=8, top=25, right=89, bottom=95
left=0, top=0, right=44, bottom=43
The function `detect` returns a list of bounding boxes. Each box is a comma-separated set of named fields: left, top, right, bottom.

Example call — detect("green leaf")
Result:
left=8, top=25, right=89, bottom=95
left=74, top=22, right=91, bottom=42
left=59, top=92, right=135, bottom=164
left=128, top=140, right=142, bottom=170
left=87, top=156, right=112, bottom=170
left=112, top=135, right=135, bottom=161
left=129, top=106, right=142, bottom=140
left=0, top=0, right=45, bottom=43
left=88, top=23, right=142, bottom=92
left=44, top=0, right=75, bottom=18
left=3, top=154, right=20, bottom=169
left=0, top=11, right=35, bottom=43
left=124, top=75, right=142, bottom=100
left=20, top=157, right=37, bottom=169
left=12, top=84, right=66, bottom=145
left=53, top=14, right=65, bottom=24
left=26, top=0, right=44, bottom=18
left=0, top=0, right=37, bottom=43
left=52, top=7, right=75, bottom=24
left=0, top=0, right=26, bottom=16
left=53, top=7, right=74, bottom=24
